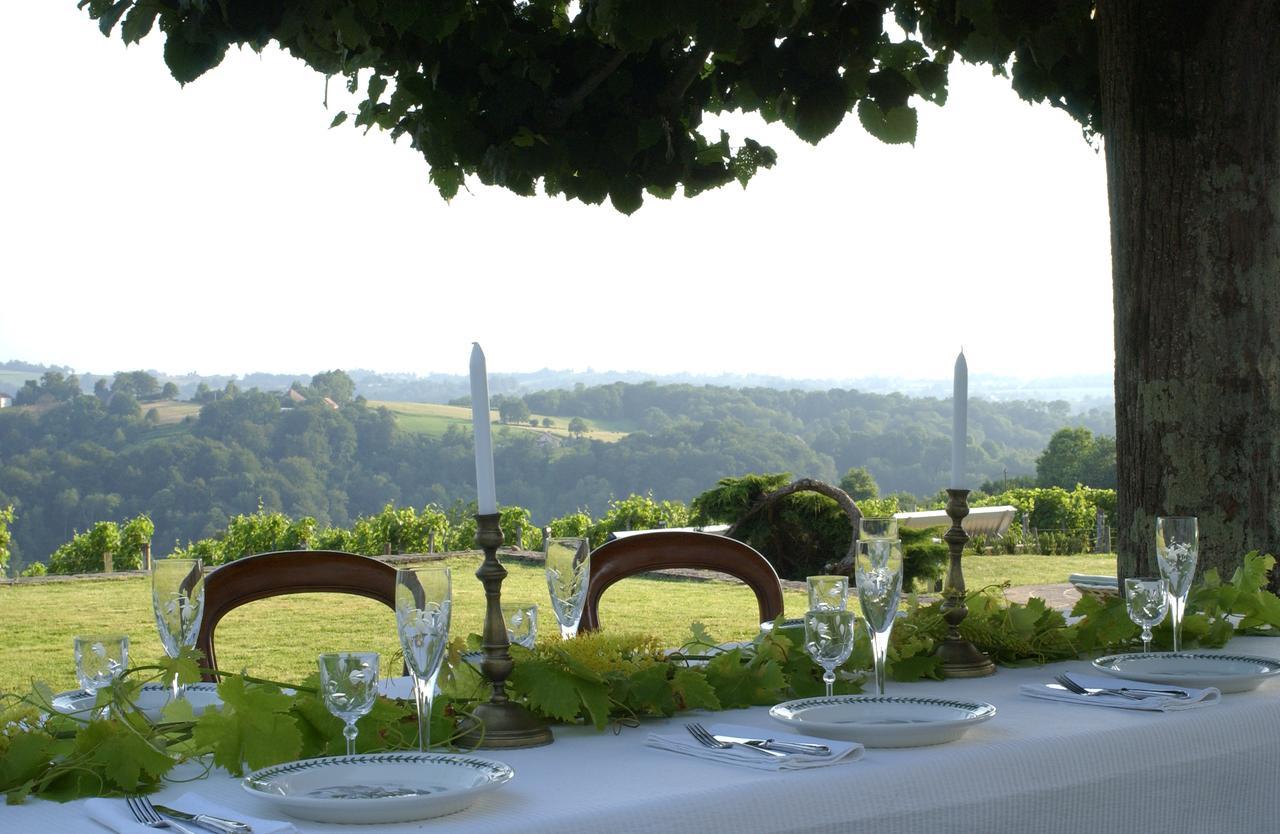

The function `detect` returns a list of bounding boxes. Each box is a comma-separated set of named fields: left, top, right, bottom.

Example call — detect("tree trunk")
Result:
left=1099, top=1, right=1280, bottom=588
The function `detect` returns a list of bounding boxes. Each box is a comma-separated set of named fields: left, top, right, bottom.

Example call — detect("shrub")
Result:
left=20, top=561, right=47, bottom=577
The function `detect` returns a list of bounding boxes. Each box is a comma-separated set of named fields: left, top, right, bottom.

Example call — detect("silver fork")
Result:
left=1053, top=673, right=1144, bottom=700
left=685, top=722, right=786, bottom=757
left=127, top=796, right=198, bottom=834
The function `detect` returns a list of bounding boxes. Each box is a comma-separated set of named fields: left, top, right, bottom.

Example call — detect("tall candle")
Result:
left=951, top=349, right=967, bottom=488
left=470, top=342, right=498, bottom=515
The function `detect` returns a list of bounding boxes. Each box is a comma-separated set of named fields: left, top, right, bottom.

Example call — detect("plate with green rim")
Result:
left=769, top=695, right=996, bottom=748
left=1091, top=652, right=1280, bottom=693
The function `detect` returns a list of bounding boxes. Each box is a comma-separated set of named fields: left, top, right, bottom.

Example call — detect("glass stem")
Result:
left=871, top=631, right=888, bottom=696
left=343, top=721, right=359, bottom=756
left=1168, top=591, right=1187, bottom=652
left=561, top=622, right=579, bottom=640
left=822, top=669, right=835, bottom=698
left=414, top=674, right=439, bottom=752
left=1141, top=626, right=1152, bottom=654
left=170, top=673, right=183, bottom=703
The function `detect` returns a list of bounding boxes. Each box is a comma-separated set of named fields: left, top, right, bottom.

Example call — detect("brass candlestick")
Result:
left=935, top=489, right=996, bottom=677
left=456, top=513, right=553, bottom=748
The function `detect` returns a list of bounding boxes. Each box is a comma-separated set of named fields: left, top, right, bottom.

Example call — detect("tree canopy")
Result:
left=79, top=0, right=1097, bottom=214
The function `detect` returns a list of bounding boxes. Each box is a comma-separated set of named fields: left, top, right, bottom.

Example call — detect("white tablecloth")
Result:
left=7, top=636, right=1280, bottom=834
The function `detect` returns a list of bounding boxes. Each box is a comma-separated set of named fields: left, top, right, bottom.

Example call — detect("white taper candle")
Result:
left=470, top=342, right=498, bottom=515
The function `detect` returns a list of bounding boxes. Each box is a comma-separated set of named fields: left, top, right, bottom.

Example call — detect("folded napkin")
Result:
left=645, top=722, right=862, bottom=771
left=86, top=791, right=298, bottom=834
left=1019, top=672, right=1221, bottom=712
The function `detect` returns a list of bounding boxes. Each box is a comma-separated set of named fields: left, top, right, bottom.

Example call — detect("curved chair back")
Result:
left=579, top=531, right=784, bottom=631
left=194, top=550, right=398, bottom=680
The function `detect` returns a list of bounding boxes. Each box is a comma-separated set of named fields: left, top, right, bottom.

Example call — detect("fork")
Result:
left=127, top=796, right=198, bottom=834
left=1053, top=674, right=1145, bottom=700
left=685, top=722, right=786, bottom=757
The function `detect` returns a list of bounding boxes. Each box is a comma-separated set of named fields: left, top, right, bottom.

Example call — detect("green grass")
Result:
left=0, top=370, right=33, bottom=393
left=371, top=400, right=629, bottom=442
left=960, top=552, right=1116, bottom=589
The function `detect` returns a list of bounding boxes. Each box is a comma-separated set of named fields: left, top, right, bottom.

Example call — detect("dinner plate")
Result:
left=769, top=695, right=996, bottom=748
left=51, top=682, right=222, bottom=721
left=1091, top=652, right=1280, bottom=693
left=242, top=752, right=514, bottom=824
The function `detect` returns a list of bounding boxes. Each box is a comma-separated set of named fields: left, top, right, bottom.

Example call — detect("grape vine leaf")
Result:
left=508, top=657, right=610, bottom=728
left=671, top=668, right=720, bottom=712
left=192, top=676, right=301, bottom=775
left=1, top=733, right=52, bottom=801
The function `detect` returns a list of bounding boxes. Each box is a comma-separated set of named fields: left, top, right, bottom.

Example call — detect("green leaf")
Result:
left=97, top=0, right=130, bottom=37
left=793, top=82, right=849, bottom=144
left=121, top=4, right=159, bottom=45
left=192, top=676, right=302, bottom=775
left=81, top=722, right=174, bottom=792
left=856, top=100, right=917, bottom=145
left=0, top=734, right=52, bottom=795
left=163, top=32, right=228, bottom=85
left=671, top=668, right=720, bottom=711
left=329, top=111, right=349, bottom=129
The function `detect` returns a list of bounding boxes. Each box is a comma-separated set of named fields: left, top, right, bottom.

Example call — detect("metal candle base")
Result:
left=935, top=489, right=996, bottom=678
left=456, top=513, right=553, bottom=749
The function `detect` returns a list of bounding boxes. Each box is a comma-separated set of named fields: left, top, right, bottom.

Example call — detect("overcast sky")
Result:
left=0, top=3, right=1113, bottom=385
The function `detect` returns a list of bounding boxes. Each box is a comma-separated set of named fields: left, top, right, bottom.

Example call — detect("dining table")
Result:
left=7, top=634, right=1280, bottom=834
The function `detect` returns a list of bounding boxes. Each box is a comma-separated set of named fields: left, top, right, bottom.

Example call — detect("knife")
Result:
left=712, top=734, right=832, bottom=756
left=152, top=804, right=253, bottom=834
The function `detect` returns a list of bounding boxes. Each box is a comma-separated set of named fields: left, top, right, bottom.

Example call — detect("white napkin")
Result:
left=645, top=722, right=863, bottom=771
left=86, top=791, right=298, bottom=833
left=1019, top=672, right=1221, bottom=711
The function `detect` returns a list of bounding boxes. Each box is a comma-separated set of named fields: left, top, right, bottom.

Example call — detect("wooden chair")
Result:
left=579, top=531, right=784, bottom=631
left=193, top=550, right=398, bottom=681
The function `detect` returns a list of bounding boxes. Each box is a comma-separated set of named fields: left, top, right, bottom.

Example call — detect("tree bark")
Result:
left=1099, top=1, right=1280, bottom=587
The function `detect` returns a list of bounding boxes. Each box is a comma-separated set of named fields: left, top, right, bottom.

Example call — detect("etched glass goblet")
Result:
left=855, top=539, right=903, bottom=696
left=502, top=602, right=538, bottom=650
left=318, top=652, right=380, bottom=756
left=859, top=517, right=899, bottom=542
left=1155, top=516, right=1198, bottom=651
left=151, top=558, right=204, bottom=701
left=807, top=575, right=849, bottom=611
left=395, top=567, right=451, bottom=752
left=1124, top=577, right=1169, bottom=653
left=545, top=537, right=591, bottom=639
left=74, top=634, right=128, bottom=718
left=804, top=609, right=855, bottom=697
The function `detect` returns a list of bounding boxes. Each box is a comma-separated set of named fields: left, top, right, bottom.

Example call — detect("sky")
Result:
left=0, top=4, right=1113, bottom=385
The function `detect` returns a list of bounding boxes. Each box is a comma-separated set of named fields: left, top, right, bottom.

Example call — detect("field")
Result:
left=370, top=400, right=630, bottom=442
left=0, top=552, right=1114, bottom=692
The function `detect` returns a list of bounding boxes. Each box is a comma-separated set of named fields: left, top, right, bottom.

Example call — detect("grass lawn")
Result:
left=0, top=552, right=1114, bottom=693
left=370, top=401, right=629, bottom=442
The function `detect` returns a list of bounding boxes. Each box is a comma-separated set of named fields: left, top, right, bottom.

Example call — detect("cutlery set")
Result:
left=685, top=722, right=832, bottom=757
left=126, top=795, right=252, bottom=834
left=1051, top=673, right=1191, bottom=700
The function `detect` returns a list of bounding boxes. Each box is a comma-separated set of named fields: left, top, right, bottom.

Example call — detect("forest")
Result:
left=0, top=369, right=1114, bottom=569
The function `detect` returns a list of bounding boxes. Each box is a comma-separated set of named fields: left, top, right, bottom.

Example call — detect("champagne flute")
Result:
left=855, top=539, right=903, bottom=696
left=803, top=609, right=855, bottom=697
left=74, top=634, right=128, bottom=718
left=545, top=537, right=590, bottom=639
left=395, top=567, right=451, bottom=753
left=1124, top=577, right=1169, bottom=653
left=318, top=652, right=380, bottom=756
left=807, top=575, right=849, bottom=611
left=151, top=558, right=204, bottom=701
left=1155, top=516, right=1198, bottom=651
left=502, top=602, right=538, bottom=649
left=859, top=517, right=899, bottom=541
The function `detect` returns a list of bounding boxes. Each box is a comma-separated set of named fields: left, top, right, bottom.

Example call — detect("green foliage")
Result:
left=591, top=494, right=690, bottom=548
left=1036, top=427, right=1117, bottom=489
left=839, top=466, right=879, bottom=501
left=19, top=561, right=46, bottom=578
left=548, top=511, right=592, bottom=539
left=48, top=515, right=152, bottom=575
left=973, top=486, right=1115, bottom=533
left=497, top=397, right=531, bottom=425
left=309, top=370, right=356, bottom=404
left=14, top=371, right=81, bottom=405
left=0, top=505, right=11, bottom=574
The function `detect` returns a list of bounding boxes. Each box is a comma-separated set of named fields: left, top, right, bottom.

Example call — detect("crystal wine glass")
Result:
left=545, top=537, right=591, bottom=639
left=1124, top=577, right=1169, bottom=653
left=855, top=538, right=903, bottom=696
left=807, top=575, right=849, bottom=611
left=395, top=567, right=451, bottom=753
left=859, top=517, right=899, bottom=541
left=502, top=601, right=538, bottom=650
left=1155, top=516, right=1198, bottom=651
left=74, top=634, right=128, bottom=718
left=803, top=609, right=855, bottom=697
left=151, top=558, right=204, bottom=701
left=318, top=651, right=380, bottom=756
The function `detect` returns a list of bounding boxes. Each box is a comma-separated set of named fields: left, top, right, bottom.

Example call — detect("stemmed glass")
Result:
left=545, top=537, right=591, bottom=639
left=1155, top=516, right=1198, bottom=651
left=1124, top=577, right=1169, bottom=653
left=803, top=609, right=855, bottom=697
left=502, top=602, right=538, bottom=649
left=807, top=575, right=849, bottom=611
left=151, top=558, right=204, bottom=701
left=859, top=517, right=899, bottom=541
left=74, top=634, right=128, bottom=718
left=395, top=567, right=451, bottom=753
left=855, top=539, right=903, bottom=697
left=318, top=652, right=380, bottom=756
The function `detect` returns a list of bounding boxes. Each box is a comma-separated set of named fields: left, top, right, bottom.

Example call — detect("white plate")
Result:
left=242, top=752, right=513, bottom=824
left=1092, top=652, right=1280, bottom=693
left=51, top=682, right=222, bottom=721
left=769, top=695, right=996, bottom=748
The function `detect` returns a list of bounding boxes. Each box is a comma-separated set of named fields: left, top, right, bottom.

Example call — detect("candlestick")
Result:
left=935, top=489, right=995, bottom=677
left=951, top=349, right=967, bottom=488
left=470, top=343, right=498, bottom=515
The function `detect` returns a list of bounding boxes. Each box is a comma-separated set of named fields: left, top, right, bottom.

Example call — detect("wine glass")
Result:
left=807, top=575, right=849, bottom=611
left=859, top=517, right=899, bottom=541
left=855, top=539, right=903, bottom=696
left=318, top=652, right=380, bottom=756
left=1155, top=516, right=1198, bottom=651
left=151, top=558, right=204, bottom=701
left=803, top=609, right=855, bottom=697
left=502, top=602, right=538, bottom=649
left=395, top=567, right=451, bottom=753
left=1124, top=577, right=1169, bottom=653
left=74, top=634, right=128, bottom=718
left=545, top=537, right=590, bottom=639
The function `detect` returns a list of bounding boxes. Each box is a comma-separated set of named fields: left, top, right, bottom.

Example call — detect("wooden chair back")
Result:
left=579, top=531, right=784, bottom=631
left=194, top=550, right=398, bottom=680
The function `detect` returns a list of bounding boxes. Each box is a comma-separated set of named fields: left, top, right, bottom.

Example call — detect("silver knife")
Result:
left=712, top=733, right=832, bottom=755
left=152, top=804, right=253, bottom=834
